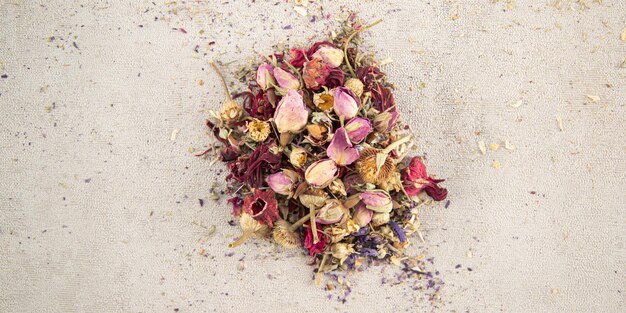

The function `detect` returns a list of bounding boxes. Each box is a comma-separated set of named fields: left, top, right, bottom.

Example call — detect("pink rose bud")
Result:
left=273, top=67, right=300, bottom=90
left=352, top=203, right=373, bottom=227
left=344, top=117, right=372, bottom=144
left=256, top=63, right=276, bottom=90
left=266, top=169, right=298, bottom=196
left=360, top=190, right=393, bottom=213
left=373, top=108, right=400, bottom=132
left=311, top=45, right=344, bottom=68
left=274, top=90, right=309, bottom=134
left=305, top=159, right=337, bottom=188
left=316, top=200, right=345, bottom=224
left=327, top=127, right=359, bottom=166
left=333, top=87, right=360, bottom=120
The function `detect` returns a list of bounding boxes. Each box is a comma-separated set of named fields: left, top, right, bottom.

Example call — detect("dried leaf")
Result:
left=489, top=143, right=500, bottom=151
left=491, top=160, right=501, bottom=170
left=621, top=27, right=626, bottom=42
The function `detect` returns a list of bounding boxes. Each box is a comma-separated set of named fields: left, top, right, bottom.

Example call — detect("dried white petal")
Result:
left=478, top=140, right=487, bottom=155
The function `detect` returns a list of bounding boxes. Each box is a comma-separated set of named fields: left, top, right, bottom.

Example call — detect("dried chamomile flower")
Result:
left=229, top=213, right=270, bottom=248
left=344, top=78, right=364, bottom=98
left=246, top=118, right=271, bottom=142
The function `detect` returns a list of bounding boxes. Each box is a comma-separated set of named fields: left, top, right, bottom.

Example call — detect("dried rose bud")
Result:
left=333, top=87, right=360, bottom=120
left=246, top=118, right=271, bottom=142
left=330, top=243, right=355, bottom=265
left=256, top=63, right=276, bottom=90
left=289, top=145, right=307, bottom=168
left=328, top=179, right=347, bottom=197
left=360, top=190, right=393, bottom=213
left=344, top=117, right=372, bottom=144
left=352, top=203, right=373, bottom=227
left=220, top=99, right=244, bottom=123
left=327, top=127, right=359, bottom=166
left=304, top=112, right=333, bottom=146
left=373, top=108, right=400, bottom=132
left=274, top=90, right=309, bottom=134
left=311, top=45, right=344, bottom=68
left=371, top=211, right=390, bottom=227
left=273, top=67, right=300, bottom=90
left=304, top=159, right=337, bottom=188
left=316, top=200, right=345, bottom=224
left=344, top=78, right=364, bottom=97
left=266, top=169, right=299, bottom=196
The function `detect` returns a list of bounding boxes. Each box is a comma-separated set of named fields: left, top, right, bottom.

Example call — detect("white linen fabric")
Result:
left=1, top=1, right=624, bottom=312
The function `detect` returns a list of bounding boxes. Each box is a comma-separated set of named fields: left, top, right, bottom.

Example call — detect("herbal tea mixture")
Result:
left=199, top=17, right=447, bottom=282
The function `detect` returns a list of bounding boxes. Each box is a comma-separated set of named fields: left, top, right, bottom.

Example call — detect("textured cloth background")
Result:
left=1, top=0, right=625, bottom=312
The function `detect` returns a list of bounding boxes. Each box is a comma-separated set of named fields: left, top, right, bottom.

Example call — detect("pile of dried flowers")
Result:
left=200, top=18, right=447, bottom=280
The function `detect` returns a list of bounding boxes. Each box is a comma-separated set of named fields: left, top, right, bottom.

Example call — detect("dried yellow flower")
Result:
left=313, top=90, right=334, bottom=111
left=247, top=118, right=271, bottom=142
left=289, top=146, right=307, bottom=168
left=220, top=100, right=243, bottom=123
left=344, top=78, right=364, bottom=98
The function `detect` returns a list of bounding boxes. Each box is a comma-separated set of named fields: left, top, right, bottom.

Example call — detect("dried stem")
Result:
left=209, top=60, right=232, bottom=100
left=289, top=208, right=317, bottom=231
left=315, top=253, right=329, bottom=286
left=310, top=207, right=319, bottom=244
left=228, top=230, right=252, bottom=248
left=343, top=19, right=384, bottom=78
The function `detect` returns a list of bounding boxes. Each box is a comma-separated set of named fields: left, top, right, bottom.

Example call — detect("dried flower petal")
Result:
left=273, top=67, right=300, bottom=90
left=327, top=128, right=359, bottom=166
left=304, top=222, right=326, bottom=256
left=303, top=58, right=331, bottom=91
left=353, top=203, right=373, bottom=227
left=242, top=189, right=280, bottom=226
left=402, top=157, right=448, bottom=201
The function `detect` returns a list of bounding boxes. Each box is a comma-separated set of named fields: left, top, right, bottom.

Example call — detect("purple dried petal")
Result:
left=388, top=221, right=406, bottom=242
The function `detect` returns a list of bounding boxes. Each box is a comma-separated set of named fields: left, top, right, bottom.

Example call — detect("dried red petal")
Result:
left=243, top=189, right=279, bottom=226
left=402, top=157, right=448, bottom=201
left=304, top=222, right=327, bottom=257
left=228, top=196, right=244, bottom=216
left=303, top=58, right=330, bottom=91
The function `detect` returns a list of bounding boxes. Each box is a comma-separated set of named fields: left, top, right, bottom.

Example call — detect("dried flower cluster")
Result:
left=201, top=18, right=447, bottom=278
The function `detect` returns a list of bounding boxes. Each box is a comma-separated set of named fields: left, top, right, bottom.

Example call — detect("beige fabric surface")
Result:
left=1, top=0, right=625, bottom=312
